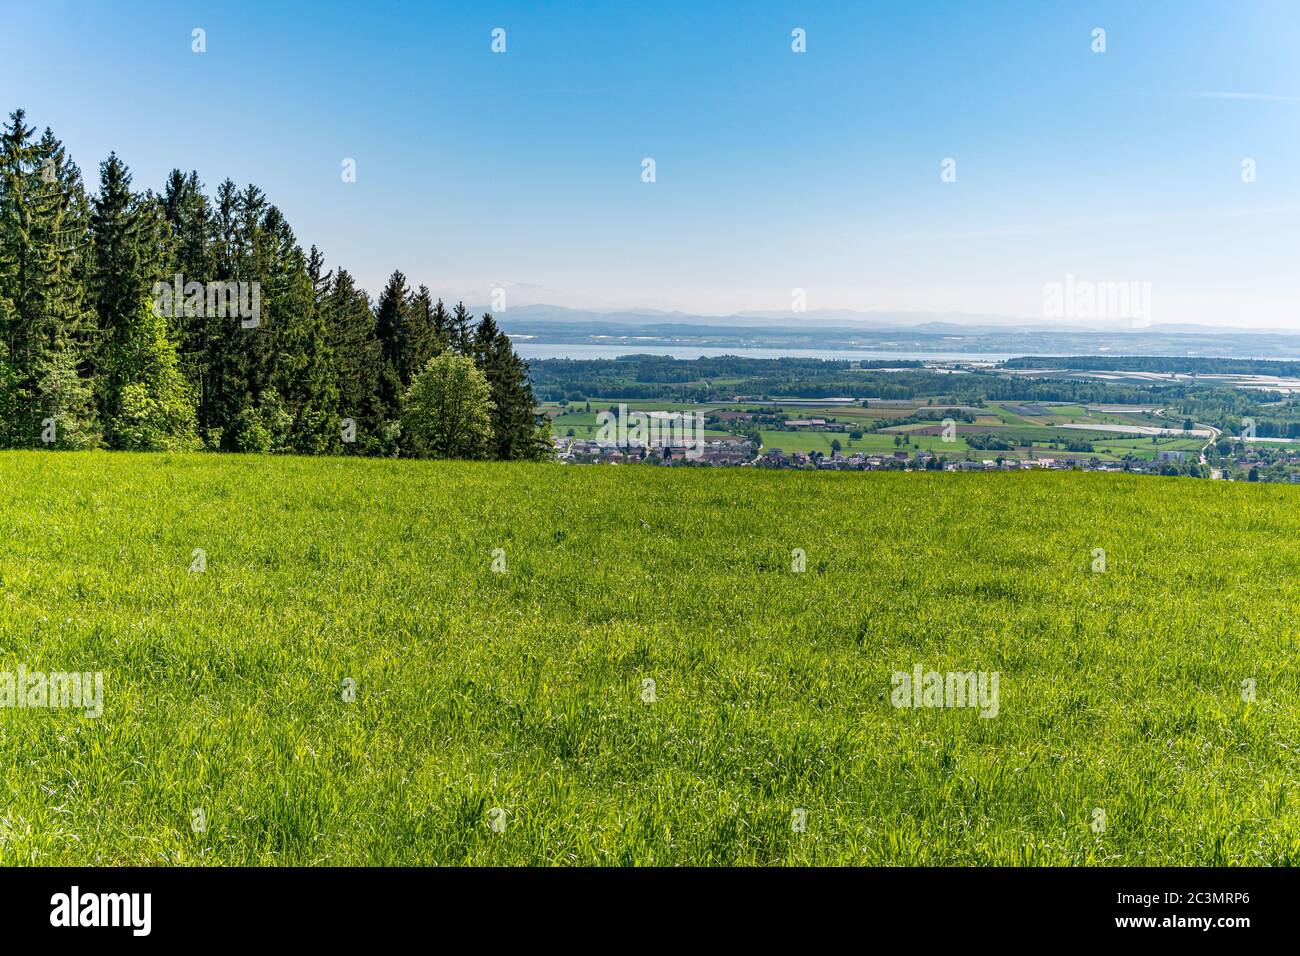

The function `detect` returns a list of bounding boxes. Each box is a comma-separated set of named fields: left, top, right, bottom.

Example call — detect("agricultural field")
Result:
left=875, top=402, right=1213, bottom=462
left=759, top=429, right=973, bottom=457
left=1, top=451, right=1297, bottom=865
left=554, top=396, right=1216, bottom=463
left=544, top=402, right=731, bottom=442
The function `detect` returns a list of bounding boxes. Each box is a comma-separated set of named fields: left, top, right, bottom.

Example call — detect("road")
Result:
left=1153, top=407, right=1221, bottom=473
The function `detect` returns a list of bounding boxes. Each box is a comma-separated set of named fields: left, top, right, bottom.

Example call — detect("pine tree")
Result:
left=0, top=108, right=44, bottom=433
left=161, top=169, right=216, bottom=408
left=472, top=312, right=548, bottom=460
left=272, top=241, right=337, bottom=454
left=35, top=128, right=97, bottom=366
left=90, top=154, right=144, bottom=361
left=409, top=284, right=439, bottom=373
left=324, top=268, right=382, bottom=454
left=373, top=270, right=411, bottom=419
left=449, top=301, right=473, bottom=354
left=249, top=209, right=327, bottom=452
left=0, top=111, right=99, bottom=446
left=90, top=153, right=175, bottom=429
left=198, top=178, right=249, bottom=444
left=430, top=297, right=452, bottom=356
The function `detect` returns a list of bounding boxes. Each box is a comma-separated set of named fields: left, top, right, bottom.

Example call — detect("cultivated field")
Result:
left=550, top=398, right=1214, bottom=462
left=1, top=451, right=1297, bottom=864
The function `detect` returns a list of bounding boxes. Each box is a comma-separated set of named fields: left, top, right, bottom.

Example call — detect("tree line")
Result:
left=0, top=109, right=548, bottom=459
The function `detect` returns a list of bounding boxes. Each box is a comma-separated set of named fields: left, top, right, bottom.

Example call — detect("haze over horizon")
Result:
left=417, top=290, right=1300, bottom=337
left=4, top=0, right=1299, bottom=328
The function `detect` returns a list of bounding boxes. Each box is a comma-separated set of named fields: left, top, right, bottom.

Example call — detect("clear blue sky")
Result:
left=3, top=0, right=1299, bottom=326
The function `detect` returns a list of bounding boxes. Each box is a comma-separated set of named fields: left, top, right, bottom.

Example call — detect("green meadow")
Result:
left=547, top=406, right=730, bottom=441
left=759, top=429, right=970, bottom=456
left=1, top=451, right=1297, bottom=865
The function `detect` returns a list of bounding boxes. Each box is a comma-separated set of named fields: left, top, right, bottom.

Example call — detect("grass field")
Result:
left=553, top=399, right=1213, bottom=463
left=2, top=451, right=1298, bottom=865
left=546, top=406, right=730, bottom=441
left=757, top=430, right=944, bottom=456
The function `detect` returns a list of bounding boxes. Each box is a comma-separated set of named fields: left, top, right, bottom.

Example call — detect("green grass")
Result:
left=1089, top=436, right=1206, bottom=460
left=1, top=451, right=1298, bottom=865
left=758, top=430, right=976, bottom=456
left=549, top=409, right=729, bottom=441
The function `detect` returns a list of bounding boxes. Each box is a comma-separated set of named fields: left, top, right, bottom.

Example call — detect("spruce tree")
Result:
left=90, top=154, right=144, bottom=359
left=0, top=110, right=99, bottom=446
left=430, top=297, right=452, bottom=356
left=89, top=153, right=172, bottom=429
left=449, top=301, right=473, bottom=354
left=472, top=312, right=548, bottom=460
left=272, top=241, right=337, bottom=454
left=105, top=297, right=199, bottom=450
left=409, top=284, right=438, bottom=374
left=161, top=169, right=216, bottom=408
left=373, top=270, right=411, bottom=419
left=199, top=178, right=249, bottom=444
left=324, top=268, right=382, bottom=454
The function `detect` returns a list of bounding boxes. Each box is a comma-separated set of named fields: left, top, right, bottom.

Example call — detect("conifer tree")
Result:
left=472, top=312, right=548, bottom=460
left=0, top=110, right=99, bottom=446
left=161, top=169, right=216, bottom=402
left=270, top=237, right=336, bottom=454
left=373, top=270, right=411, bottom=419
left=90, top=154, right=145, bottom=354
left=430, top=297, right=452, bottom=355
left=90, top=153, right=173, bottom=427
left=105, top=297, right=199, bottom=450
left=449, top=301, right=473, bottom=354
left=409, top=284, right=438, bottom=374
left=324, top=268, right=382, bottom=453
left=0, top=108, right=557, bottom=462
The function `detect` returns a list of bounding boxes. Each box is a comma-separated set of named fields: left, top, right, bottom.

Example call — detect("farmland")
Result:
left=1, top=451, right=1297, bottom=865
left=534, top=352, right=1300, bottom=478
left=550, top=395, right=1212, bottom=464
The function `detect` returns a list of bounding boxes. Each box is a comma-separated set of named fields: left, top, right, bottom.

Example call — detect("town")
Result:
left=536, top=354, right=1300, bottom=482
left=554, top=432, right=1216, bottom=475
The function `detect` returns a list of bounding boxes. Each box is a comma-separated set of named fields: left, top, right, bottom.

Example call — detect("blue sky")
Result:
left=3, top=0, right=1299, bottom=326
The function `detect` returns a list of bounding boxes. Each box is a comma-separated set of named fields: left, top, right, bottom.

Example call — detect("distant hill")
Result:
left=487, top=303, right=1300, bottom=359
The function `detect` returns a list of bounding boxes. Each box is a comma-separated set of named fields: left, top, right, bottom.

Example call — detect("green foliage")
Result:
left=0, top=350, right=18, bottom=444
left=373, top=270, right=412, bottom=420
left=37, top=347, right=100, bottom=449
left=231, top=389, right=293, bottom=453
left=323, top=268, right=383, bottom=454
left=401, top=352, right=494, bottom=459
left=2, top=109, right=548, bottom=462
left=104, top=299, right=199, bottom=451
left=0, top=110, right=101, bottom=447
left=473, top=313, right=549, bottom=460
left=110, top=381, right=200, bottom=451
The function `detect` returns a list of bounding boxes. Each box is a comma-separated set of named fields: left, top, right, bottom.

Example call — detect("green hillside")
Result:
left=1, top=451, right=1296, bottom=864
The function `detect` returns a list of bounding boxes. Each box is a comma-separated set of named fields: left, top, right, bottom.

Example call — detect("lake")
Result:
left=512, top=343, right=1027, bottom=362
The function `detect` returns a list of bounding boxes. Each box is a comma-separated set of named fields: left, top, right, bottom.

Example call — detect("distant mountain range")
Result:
left=478, top=303, right=1078, bottom=331
left=482, top=303, right=1300, bottom=359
